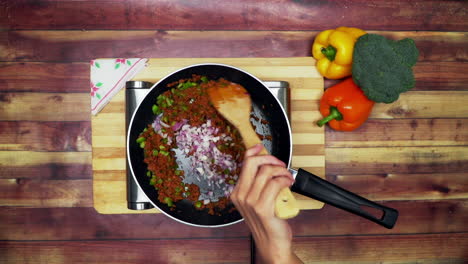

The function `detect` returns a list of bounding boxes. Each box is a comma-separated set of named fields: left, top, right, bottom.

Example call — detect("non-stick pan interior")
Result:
left=127, top=64, right=291, bottom=227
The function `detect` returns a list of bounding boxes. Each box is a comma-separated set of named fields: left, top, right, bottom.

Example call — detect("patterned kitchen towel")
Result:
left=90, top=58, right=148, bottom=115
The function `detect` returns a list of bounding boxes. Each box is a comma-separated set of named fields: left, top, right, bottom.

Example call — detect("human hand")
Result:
left=230, top=144, right=303, bottom=264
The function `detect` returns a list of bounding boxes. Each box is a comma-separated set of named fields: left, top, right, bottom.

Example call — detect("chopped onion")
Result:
left=174, top=119, right=241, bottom=202
left=172, top=119, right=188, bottom=131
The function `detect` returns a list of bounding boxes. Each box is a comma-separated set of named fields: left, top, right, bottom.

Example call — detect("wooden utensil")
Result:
left=207, top=81, right=300, bottom=219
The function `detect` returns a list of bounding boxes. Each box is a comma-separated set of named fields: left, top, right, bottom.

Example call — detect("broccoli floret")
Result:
left=352, top=34, right=419, bottom=103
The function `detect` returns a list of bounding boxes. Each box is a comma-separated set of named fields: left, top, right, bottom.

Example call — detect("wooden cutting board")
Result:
left=92, top=57, right=325, bottom=214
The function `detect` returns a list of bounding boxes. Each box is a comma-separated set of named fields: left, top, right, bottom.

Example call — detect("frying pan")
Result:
left=127, top=63, right=398, bottom=228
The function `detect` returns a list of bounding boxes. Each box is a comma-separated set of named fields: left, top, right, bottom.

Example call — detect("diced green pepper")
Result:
left=166, top=97, right=173, bottom=107
left=149, top=177, right=156, bottom=185
left=194, top=201, right=202, bottom=208
left=152, top=104, right=159, bottom=115
left=164, top=197, right=173, bottom=207
left=152, top=149, right=159, bottom=156
left=136, top=137, right=146, bottom=144
left=201, top=76, right=208, bottom=83
left=139, top=141, right=145, bottom=148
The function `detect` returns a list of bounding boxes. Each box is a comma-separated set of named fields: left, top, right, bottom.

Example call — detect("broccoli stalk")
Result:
left=352, top=34, right=419, bottom=103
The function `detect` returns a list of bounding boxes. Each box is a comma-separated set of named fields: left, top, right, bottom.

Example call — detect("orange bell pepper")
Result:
left=317, top=78, right=374, bottom=131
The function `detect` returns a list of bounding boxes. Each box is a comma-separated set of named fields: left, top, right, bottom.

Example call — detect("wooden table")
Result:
left=1, top=1, right=467, bottom=263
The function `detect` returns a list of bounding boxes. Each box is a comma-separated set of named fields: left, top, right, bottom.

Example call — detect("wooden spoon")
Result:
left=207, top=81, right=299, bottom=219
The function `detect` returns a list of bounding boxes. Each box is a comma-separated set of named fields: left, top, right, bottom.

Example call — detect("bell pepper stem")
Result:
left=317, top=106, right=343, bottom=127
left=321, top=45, right=337, bottom=61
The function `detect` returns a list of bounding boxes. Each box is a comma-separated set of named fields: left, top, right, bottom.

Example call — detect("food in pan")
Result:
left=136, top=75, right=246, bottom=214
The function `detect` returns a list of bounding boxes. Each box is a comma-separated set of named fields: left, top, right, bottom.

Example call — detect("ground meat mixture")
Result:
left=136, top=75, right=247, bottom=215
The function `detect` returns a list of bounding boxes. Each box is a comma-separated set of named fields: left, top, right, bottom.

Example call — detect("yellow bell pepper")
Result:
left=312, top=27, right=367, bottom=79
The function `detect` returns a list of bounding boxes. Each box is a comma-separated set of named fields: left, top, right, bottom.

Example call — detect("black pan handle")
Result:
left=291, top=169, right=398, bottom=229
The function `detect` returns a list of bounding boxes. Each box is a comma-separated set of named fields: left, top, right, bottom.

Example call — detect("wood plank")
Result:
left=329, top=173, right=468, bottom=201
left=1, top=233, right=466, bottom=263
left=0, top=92, right=89, bottom=121
left=326, top=119, right=468, bottom=148
left=0, top=207, right=250, bottom=240
left=0, top=121, right=92, bottom=151
left=3, top=0, right=467, bottom=31
left=326, top=146, right=468, bottom=175
left=293, top=233, right=468, bottom=263
left=371, top=91, right=468, bottom=119
left=0, top=151, right=90, bottom=167
left=413, top=61, right=468, bottom=91
left=0, top=163, right=92, bottom=180
left=0, top=151, right=91, bottom=179
left=1, top=200, right=466, bottom=240
left=293, top=91, right=468, bottom=119
left=0, top=179, right=92, bottom=207
left=1, top=31, right=466, bottom=62
left=0, top=62, right=89, bottom=92
left=2, top=61, right=466, bottom=93
left=0, top=239, right=250, bottom=264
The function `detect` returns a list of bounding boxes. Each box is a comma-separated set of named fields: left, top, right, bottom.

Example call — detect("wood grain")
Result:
left=0, top=62, right=89, bottom=92
left=0, top=121, right=91, bottom=151
left=1, top=31, right=467, bottom=62
left=1, top=233, right=466, bottom=264
left=326, top=119, right=468, bottom=148
left=0, top=200, right=465, bottom=240
left=294, top=233, right=468, bottom=263
left=0, top=199, right=468, bottom=240
left=293, top=91, right=468, bottom=119
left=0, top=239, right=250, bottom=264
left=0, top=179, right=92, bottom=207
left=0, top=93, right=90, bottom=121
left=326, top=146, right=468, bottom=175
left=0, top=151, right=91, bottom=179
left=2, top=0, right=466, bottom=31
left=0, top=206, right=250, bottom=241
left=2, top=61, right=467, bottom=93
left=329, top=173, right=468, bottom=201
left=0, top=163, right=92, bottom=180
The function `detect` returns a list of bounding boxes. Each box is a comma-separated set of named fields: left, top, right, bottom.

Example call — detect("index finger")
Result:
left=234, top=154, right=286, bottom=199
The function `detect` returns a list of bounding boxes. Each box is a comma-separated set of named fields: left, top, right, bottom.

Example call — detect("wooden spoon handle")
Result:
left=239, top=122, right=300, bottom=219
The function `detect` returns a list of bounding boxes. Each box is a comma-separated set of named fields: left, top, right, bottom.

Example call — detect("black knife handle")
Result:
left=291, top=169, right=398, bottom=229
